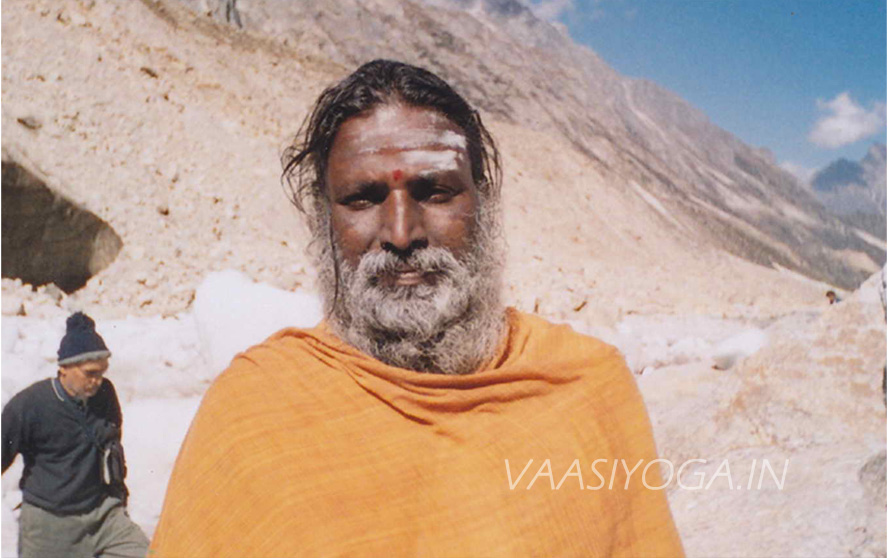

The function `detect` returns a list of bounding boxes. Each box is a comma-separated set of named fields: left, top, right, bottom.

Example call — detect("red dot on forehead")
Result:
left=392, top=169, right=403, bottom=181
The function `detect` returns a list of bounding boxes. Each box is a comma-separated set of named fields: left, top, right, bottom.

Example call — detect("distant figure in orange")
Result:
left=151, top=60, right=684, bottom=558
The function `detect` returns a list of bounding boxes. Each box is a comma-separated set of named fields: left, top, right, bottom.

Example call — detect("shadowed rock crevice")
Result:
left=1, top=158, right=123, bottom=293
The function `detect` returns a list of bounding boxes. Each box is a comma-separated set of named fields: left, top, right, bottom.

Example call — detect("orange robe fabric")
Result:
left=150, top=309, right=683, bottom=557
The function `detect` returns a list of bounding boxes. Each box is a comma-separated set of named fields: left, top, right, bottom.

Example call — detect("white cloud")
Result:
left=530, top=0, right=575, bottom=21
left=779, top=161, right=816, bottom=184
left=808, top=92, right=886, bottom=149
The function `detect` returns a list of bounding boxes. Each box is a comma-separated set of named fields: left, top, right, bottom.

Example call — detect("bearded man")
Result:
left=151, top=60, right=684, bottom=557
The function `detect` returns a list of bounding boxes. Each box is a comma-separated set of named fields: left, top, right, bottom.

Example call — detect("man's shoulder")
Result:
left=506, top=309, right=633, bottom=390
left=194, top=326, right=343, bottom=432
left=97, top=378, right=118, bottom=398
left=3, top=378, right=55, bottom=416
left=234, top=325, right=330, bottom=366
left=7, top=378, right=54, bottom=403
left=92, top=379, right=121, bottom=416
left=212, top=326, right=337, bottom=390
left=508, top=309, right=622, bottom=360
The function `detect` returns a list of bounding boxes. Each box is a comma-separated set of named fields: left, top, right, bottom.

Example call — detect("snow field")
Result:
left=0, top=270, right=768, bottom=554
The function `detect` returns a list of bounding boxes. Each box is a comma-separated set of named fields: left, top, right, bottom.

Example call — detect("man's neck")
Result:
left=56, top=376, right=88, bottom=404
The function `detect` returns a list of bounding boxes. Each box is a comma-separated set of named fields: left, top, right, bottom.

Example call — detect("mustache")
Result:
left=354, top=247, right=462, bottom=284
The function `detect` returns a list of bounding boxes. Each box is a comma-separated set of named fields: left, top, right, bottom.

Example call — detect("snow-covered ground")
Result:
left=0, top=270, right=770, bottom=555
left=0, top=271, right=324, bottom=555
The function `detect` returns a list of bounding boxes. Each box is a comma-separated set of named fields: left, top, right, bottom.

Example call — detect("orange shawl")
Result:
left=150, top=309, right=683, bottom=557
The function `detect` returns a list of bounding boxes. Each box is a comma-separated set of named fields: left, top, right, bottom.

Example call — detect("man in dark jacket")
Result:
left=2, top=312, right=148, bottom=558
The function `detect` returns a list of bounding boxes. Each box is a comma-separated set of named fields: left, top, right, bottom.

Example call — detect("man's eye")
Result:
left=426, top=188, right=455, bottom=203
left=340, top=184, right=386, bottom=209
left=346, top=198, right=374, bottom=210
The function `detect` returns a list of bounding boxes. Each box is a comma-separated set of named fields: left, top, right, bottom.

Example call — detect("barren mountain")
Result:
left=811, top=143, right=887, bottom=240
left=813, top=143, right=887, bottom=214
left=181, top=0, right=885, bottom=290
left=3, top=0, right=881, bottom=326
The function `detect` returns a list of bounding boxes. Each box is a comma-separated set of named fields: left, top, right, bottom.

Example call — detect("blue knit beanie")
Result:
left=57, top=312, right=111, bottom=366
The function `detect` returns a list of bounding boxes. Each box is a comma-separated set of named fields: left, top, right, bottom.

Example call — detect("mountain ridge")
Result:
left=809, top=142, right=886, bottom=241
left=176, top=0, right=881, bottom=289
left=0, top=0, right=878, bottom=322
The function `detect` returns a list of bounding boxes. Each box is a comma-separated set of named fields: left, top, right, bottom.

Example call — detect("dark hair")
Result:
left=281, top=59, right=501, bottom=219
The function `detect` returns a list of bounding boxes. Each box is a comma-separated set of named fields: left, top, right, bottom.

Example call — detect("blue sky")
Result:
left=529, top=0, right=887, bottom=179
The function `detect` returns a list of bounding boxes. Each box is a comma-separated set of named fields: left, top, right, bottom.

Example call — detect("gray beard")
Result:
left=312, top=201, right=506, bottom=375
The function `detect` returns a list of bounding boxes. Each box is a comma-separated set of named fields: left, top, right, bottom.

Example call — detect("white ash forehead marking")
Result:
left=438, top=130, right=467, bottom=149
left=399, top=149, right=462, bottom=172
left=354, top=127, right=467, bottom=154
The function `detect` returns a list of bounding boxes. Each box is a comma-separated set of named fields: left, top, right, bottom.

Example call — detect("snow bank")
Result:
left=123, top=396, right=203, bottom=538
left=712, top=328, right=768, bottom=370
left=99, top=314, right=205, bottom=400
left=193, top=270, right=323, bottom=375
left=1, top=270, right=325, bottom=554
left=568, top=313, right=756, bottom=373
left=0, top=271, right=789, bottom=554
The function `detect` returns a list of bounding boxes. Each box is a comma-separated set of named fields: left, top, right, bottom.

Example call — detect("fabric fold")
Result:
left=151, top=308, right=684, bottom=558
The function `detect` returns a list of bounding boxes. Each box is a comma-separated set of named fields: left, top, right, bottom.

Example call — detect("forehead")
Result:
left=329, top=104, right=467, bottom=165
left=78, top=359, right=109, bottom=373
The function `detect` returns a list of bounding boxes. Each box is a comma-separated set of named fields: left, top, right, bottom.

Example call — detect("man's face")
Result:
left=58, top=358, right=108, bottom=400
left=316, top=102, right=504, bottom=374
left=325, top=103, right=478, bottom=278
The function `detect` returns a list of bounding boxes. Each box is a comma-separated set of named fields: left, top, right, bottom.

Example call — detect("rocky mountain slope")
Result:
left=181, top=0, right=885, bottom=290
left=812, top=143, right=887, bottom=214
left=641, top=269, right=886, bottom=557
left=811, top=143, right=887, bottom=240
left=1, top=0, right=851, bottom=323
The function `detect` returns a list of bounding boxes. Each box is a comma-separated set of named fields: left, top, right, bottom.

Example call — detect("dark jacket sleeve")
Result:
left=105, top=380, right=123, bottom=434
left=2, top=395, right=24, bottom=473
left=100, top=380, right=129, bottom=498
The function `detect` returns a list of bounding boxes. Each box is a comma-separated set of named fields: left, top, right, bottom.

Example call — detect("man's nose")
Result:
left=380, top=190, right=427, bottom=255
